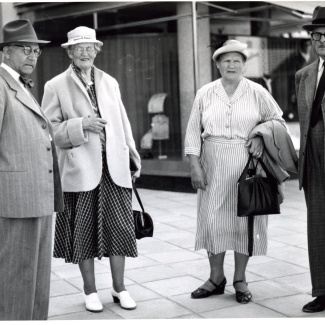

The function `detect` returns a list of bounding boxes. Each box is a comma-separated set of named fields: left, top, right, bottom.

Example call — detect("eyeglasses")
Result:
left=12, top=45, right=42, bottom=57
left=74, top=46, right=95, bottom=54
left=311, top=32, right=325, bottom=41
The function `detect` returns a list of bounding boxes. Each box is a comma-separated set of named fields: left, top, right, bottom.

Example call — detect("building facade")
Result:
left=1, top=1, right=321, bottom=190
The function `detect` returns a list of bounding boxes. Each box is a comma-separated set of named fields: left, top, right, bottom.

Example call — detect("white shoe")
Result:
left=111, top=288, right=136, bottom=310
left=83, top=292, right=103, bottom=312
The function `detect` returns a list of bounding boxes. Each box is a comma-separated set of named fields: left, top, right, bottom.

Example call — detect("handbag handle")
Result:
left=256, top=156, right=276, bottom=181
left=238, top=154, right=277, bottom=183
left=132, top=183, right=145, bottom=213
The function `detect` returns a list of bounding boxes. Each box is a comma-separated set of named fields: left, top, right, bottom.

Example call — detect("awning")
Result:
left=267, top=1, right=322, bottom=16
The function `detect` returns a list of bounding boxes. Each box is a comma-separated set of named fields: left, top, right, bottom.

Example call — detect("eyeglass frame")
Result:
left=10, top=44, right=42, bottom=57
left=73, top=46, right=96, bottom=54
left=311, top=32, right=325, bottom=42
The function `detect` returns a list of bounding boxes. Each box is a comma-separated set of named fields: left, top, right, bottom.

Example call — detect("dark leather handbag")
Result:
left=237, top=154, right=280, bottom=217
left=132, top=184, right=154, bottom=240
left=237, top=154, right=280, bottom=256
left=130, top=157, right=138, bottom=173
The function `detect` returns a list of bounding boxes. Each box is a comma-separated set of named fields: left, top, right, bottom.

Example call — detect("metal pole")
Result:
left=192, top=0, right=198, bottom=93
left=93, top=12, right=98, bottom=30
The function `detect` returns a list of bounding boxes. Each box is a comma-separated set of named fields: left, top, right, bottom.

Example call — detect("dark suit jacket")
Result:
left=295, top=59, right=320, bottom=189
left=0, top=67, right=63, bottom=218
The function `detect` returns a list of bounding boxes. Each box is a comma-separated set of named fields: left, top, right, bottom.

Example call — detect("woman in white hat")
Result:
left=185, top=40, right=286, bottom=303
left=42, top=26, right=141, bottom=312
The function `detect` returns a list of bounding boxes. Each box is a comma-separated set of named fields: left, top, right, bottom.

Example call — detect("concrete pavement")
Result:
left=48, top=179, right=325, bottom=319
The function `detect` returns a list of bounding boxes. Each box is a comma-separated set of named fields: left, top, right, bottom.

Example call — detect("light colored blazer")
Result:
left=295, top=60, right=319, bottom=189
left=42, top=65, right=141, bottom=192
left=0, top=67, right=63, bottom=218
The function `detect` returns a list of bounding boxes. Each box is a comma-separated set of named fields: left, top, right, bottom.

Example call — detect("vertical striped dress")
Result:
left=185, top=77, right=285, bottom=256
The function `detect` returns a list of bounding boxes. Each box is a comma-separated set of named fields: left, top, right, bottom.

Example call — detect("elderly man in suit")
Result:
left=296, top=6, right=325, bottom=313
left=0, top=20, right=63, bottom=320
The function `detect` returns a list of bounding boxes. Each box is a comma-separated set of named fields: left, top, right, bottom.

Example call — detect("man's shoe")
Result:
left=302, top=296, right=325, bottom=313
left=83, top=292, right=103, bottom=312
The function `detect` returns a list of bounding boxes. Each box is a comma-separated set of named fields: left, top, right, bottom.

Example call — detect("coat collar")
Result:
left=304, top=60, right=319, bottom=111
left=67, top=64, right=104, bottom=107
left=0, top=66, right=44, bottom=119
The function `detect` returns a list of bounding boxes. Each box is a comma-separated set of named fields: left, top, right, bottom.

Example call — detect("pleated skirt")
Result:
left=195, top=137, right=268, bottom=256
left=53, top=151, right=137, bottom=264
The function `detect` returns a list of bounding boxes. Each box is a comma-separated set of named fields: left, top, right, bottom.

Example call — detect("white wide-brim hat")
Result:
left=61, top=26, right=103, bottom=48
left=212, top=40, right=248, bottom=62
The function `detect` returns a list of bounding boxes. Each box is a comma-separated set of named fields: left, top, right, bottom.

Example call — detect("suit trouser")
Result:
left=303, top=120, right=325, bottom=297
left=0, top=215, right=53, bottom=320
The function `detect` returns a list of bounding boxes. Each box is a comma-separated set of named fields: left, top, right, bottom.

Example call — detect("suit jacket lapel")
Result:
left=304, top=60, right=319, bottom=111
left=94, top=66, right=104, bottom=98
left=0, top=67, right=44, bottom=119
left=94, top=66, right=106, bottom=116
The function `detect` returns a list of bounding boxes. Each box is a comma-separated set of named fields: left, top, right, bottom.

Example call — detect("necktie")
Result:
left=310, top=62, right=325, bottom=128
left=19, top=75, right=34, bottom=89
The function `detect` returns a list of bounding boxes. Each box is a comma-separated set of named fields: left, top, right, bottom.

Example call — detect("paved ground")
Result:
left=48, top=179, right=325, bottom=320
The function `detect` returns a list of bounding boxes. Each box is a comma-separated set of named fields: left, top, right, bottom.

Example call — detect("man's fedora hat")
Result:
left=61, top=26, right=103, bottom=48
left=0, top=19, right=50, bottom=50
left=212, top=39, right=248, bottom=62
left=303, top=6, right=325, bottom=31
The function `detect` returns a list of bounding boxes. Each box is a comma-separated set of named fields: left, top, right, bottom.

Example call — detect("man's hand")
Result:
left=82, top=116, right=107, bottom=134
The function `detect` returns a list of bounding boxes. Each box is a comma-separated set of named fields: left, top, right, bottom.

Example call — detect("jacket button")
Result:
left=47, top=147, right=51, bottom=151
left=42, top=124, right=47, bottom=129
left=49, top=170, right=53, bottom=173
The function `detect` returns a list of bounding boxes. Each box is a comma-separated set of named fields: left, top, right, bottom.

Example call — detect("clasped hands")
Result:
left=82, top=116, right=107, bottom=133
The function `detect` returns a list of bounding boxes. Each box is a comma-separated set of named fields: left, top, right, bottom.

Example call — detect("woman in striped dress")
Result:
left=42, top=27, right=141, bottom=312
left=185, top=40, right=285, bottom=303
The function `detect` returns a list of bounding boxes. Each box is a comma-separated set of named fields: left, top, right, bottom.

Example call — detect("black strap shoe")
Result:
left=233, top=280, right=252, bottom=304
left=302, top=296, right=325, bottom=313
left=191, top=278, right=227, bottom=299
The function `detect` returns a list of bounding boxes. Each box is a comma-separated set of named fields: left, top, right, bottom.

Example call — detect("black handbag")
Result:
left=132, top=184, right=154, bottom=240
left=237, top=154, right=280, bottom=256
left=130, top=157, right=138, bottom=173
left=237, top=154, right=280, bottom=217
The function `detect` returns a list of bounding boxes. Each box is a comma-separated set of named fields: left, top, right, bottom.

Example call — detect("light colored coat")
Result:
left=248, top=120, right=298, bottom=182
left=0, top=67, right=63, bottom=218
left=42, top=65, right=141, bottom=191
left=295, top=60, right=320, bottom=189
left=248, top=120, right=299, bottom=204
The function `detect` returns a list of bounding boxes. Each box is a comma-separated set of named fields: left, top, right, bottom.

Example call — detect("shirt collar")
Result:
left=1, top=62, right=26, bottom=89
left=318, top=57, right=324, bottom=72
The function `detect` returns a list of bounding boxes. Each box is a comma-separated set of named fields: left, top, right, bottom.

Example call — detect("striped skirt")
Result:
left=195, top=137, right=268, bottom=256
left=53, top=151, right=137, bottom=264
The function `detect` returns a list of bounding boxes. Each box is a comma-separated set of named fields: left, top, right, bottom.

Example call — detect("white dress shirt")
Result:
left=1, top=62, right=43, bottom=119
left=1, top=62, right=31, bottom=96
left=316, top=57, right=325, bottom=92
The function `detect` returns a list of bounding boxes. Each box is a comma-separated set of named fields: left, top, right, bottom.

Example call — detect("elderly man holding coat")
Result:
left=0, top=20, right=63, bottom=320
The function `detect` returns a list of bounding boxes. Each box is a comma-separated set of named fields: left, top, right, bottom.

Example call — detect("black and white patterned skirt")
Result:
left=53, top=151, right=137, bottom=264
